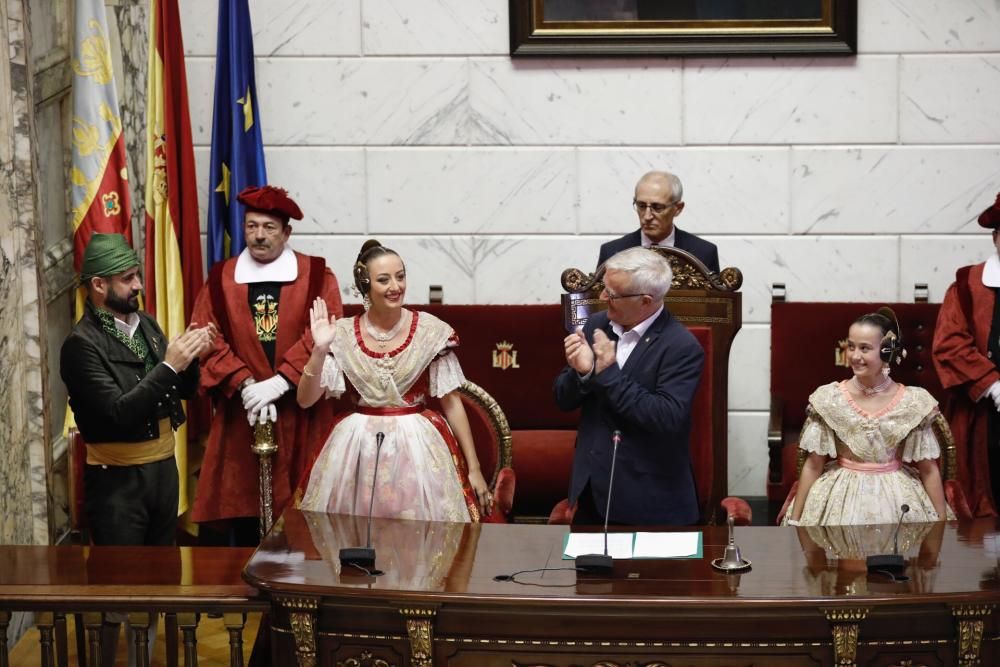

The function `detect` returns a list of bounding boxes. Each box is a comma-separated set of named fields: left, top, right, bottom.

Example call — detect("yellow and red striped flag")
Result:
left=66, top=0, right=133, bottom=433
left=144, top=0, right=205, bottom=518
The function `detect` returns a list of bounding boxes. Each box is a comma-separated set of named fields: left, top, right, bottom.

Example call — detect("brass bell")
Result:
left=712, top=515, right=751, bottom=572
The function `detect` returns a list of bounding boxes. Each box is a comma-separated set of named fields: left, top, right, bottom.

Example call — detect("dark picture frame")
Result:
left=509, top=0, right=857, bottom=57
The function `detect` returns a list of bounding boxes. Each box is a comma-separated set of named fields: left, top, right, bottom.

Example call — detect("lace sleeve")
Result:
left=320, top=353, right=346, bottom=398
left=429, top=338, right=466, bottom=398
left=798, top=407, right=837, bottom=458
left=901, top=412, right=943, bottom=463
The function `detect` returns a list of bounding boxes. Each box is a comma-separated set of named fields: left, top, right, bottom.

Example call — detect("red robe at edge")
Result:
left=932, top=261, right=999, bottom=517
left=191, top=251, right=343, bottom=523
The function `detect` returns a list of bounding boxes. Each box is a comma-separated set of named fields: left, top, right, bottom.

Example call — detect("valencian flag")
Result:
left=144, top=0, right=204, bottom=518
left=207, top=0, right=267, bottom=268
left=66, top=0, right=133, bottom=433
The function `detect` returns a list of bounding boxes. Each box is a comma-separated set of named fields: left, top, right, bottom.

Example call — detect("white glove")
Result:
left=986, top=381, right=1000, bottom=412
left=247, top=403, right=277, bottom=426
left=241, top=375, right=290, bottom=413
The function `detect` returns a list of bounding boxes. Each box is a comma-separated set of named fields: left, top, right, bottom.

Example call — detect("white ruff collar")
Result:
left=983, top=254, right=1000, bottom=288
left=234, top=246, right=298, bottom=284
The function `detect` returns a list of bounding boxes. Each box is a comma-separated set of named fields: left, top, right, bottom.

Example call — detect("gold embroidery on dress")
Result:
left=254, top=294, right=279, bottom=342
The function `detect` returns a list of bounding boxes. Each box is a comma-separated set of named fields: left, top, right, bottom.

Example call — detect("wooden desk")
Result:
left=244, top=511, right=1000, bottom=666
left=0, top=546, right=265, bottom=667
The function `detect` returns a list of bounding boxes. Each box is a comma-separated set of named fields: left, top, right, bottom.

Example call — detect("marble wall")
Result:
left=172, top=0, right=1000, bottom=498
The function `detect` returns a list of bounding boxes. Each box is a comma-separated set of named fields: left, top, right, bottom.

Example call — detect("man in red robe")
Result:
left=932, top=192, right=1000, bottom=518
left=191, top=185, right=343, bottom=543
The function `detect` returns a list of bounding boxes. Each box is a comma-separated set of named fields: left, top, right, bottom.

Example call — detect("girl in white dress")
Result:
left=785, top=308, right=953, bottom=526
left=296, top=240, right=493, bottom=522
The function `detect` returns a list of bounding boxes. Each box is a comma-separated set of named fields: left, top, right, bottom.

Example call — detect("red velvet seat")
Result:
left=549, top=247, right=749, bottom=525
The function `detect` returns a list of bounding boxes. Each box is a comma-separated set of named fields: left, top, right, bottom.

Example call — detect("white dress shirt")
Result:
left=609, top=305, right=664, bottom=369
left=641, top=228, right=676, bottom=249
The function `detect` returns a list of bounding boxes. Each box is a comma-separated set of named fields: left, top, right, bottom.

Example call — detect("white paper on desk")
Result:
left=633, top=532, right=699, bottom=558
left=564, top=532, right=634, bottom=559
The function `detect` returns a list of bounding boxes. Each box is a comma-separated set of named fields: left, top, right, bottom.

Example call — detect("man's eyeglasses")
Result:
left=633, top=200, right=677, bottom=215
left=601, top=288, right=650, bottom=303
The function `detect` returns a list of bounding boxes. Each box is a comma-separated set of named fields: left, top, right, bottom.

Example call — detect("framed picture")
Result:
left=509, top=0, right=857, bottom=57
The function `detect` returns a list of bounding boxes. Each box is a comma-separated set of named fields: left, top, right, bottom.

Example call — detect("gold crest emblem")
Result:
left=101, top=191, right=121, bottom=217
left=492, top=341, right=520, bottom=370
left=835, top=339, right=850, bottom=367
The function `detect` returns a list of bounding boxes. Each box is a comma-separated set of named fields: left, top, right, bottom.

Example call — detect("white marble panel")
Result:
left=193, top=147, right=366, bottom=236
left=728, top=324, right=769, bottom=412
left=859, top=0, right=1000, bottom=54
left=362, top=0, right=507, bottom=55
left=367, top=148, right=576, bottom=235
left=179, top=0, right=361, bottom=57
left=468, top=59, right=682, bottom=145
left=901, top=55, right=1000, bottom=144
left=684, top=56, right=898, bottom=145
left=900, top=235, right=994, bottom=303
left=474, top=237, right=604, bottom=304
left=714, top=236, right=902, bottom=324
left=728, top=411, right=769, bottom=498
left=186, top=58, right=470, bottom=146
left=289, top=234, right=478, bottom=304
left=578, top=148, right=789, bottom=237
left=792, top=147, right=1000, bottom=235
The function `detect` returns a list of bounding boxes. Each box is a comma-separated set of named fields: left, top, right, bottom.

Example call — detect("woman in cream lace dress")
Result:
left=784, top=308, right=953, bottom=526
left=296, top=240, right=492, bottom=522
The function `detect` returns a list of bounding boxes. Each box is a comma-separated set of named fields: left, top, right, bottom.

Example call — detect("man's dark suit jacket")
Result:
left=553, top=308, right=704, bottom=525
left=597, top=228, right=720, bottom=273
left=61, top=303, right=199, bottom=444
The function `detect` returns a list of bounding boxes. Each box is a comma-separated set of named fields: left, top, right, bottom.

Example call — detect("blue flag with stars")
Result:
left=206, top=0, right=266, bottom=269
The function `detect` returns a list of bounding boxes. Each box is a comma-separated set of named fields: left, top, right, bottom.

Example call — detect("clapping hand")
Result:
left=165, top=322, right=216, bottom=371
left=592, top=329, right=617, bottom=374
left=310, top=297, right=337, bottom=353
left=564, top=328, right=595, bottom=375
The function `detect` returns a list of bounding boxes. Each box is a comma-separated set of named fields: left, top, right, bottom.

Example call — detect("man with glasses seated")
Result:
left=554, top=247, right=705, bottom=525
left=597, top=170, right=720, bottom=273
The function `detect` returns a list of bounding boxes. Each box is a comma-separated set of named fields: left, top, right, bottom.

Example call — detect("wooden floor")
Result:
left=9, top=613, right=262, bottom=667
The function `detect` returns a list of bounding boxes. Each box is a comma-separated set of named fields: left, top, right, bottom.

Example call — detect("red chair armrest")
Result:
left=481, top=467, right=516, bottom=524
left=720, top=497, right=752, bottom=526
left=548, top=499, right=576, bottom=525
left=945, top=478, right=973, bottom=521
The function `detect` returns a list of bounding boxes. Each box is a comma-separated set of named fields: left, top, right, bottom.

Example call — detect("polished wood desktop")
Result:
left=244, top=510, right=1000, bottom=666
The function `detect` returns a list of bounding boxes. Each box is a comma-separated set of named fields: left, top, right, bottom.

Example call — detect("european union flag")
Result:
left=206, top=0, right=266, bottom=269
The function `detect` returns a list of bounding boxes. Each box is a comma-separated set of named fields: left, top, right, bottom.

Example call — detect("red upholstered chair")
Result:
left=455, top=381, right=516, bottom=522
left=549, top=247, right=750, bottom=525
left=769, top=298, right=971, bottom=523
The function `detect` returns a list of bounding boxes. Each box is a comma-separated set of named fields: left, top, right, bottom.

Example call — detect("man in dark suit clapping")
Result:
left=597, top=171, right=719, bottom=273
left=554, top=247, right=705, bottom=525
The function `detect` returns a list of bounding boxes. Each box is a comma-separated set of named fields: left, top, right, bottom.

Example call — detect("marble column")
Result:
left=111, top=0, right=149, bottom=252
left=0, top=0, right=52, bottom=547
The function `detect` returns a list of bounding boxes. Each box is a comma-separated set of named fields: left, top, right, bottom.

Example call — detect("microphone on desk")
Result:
left=340, top=431, right=385, bottom=573
left=576, top=429, right=621, bottom=575
left=866, top=503, right=910, bottom=576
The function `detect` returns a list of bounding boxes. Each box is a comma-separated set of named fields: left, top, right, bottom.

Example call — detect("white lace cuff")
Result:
left=901, top=415, right=942, bottom=462
left=798, top=409, right=837, bottom=457
left=429, top=351, right=465, bottom=398
left=321, top=353, right=346, bottom=398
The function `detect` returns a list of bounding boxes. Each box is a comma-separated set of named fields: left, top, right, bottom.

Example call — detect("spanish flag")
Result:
left=144, top=0, right=204, bottom=519
left=66, top=0, right=133, bottom=433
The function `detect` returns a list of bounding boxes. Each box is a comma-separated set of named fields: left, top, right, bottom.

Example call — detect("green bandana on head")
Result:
left=80, top=233, right=139, bottom=281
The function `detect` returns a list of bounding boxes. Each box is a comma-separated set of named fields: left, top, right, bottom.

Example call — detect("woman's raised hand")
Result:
left=309, top=296, right=337, bottom=352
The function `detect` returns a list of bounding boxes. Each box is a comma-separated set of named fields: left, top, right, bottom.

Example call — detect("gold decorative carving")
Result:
left=277, top=596, right=319, bottom=667
left=561, top=267, right=596, bottom=293
left=459, top=380, right=513, bottom=472
left=290, top=612, right=317, bottom=667
left=399, top=608, right=436, bottom=667
left=952, top=604, right=995, bottom=666
left=337, top=649, right=395, bottom=667
left=717, top=266, right=744, bottom=291
left=252, top=419, right=278, bottom=539
left=823, top=607, right=869, bottom=666
left=885, top=661, right=929, bottom=667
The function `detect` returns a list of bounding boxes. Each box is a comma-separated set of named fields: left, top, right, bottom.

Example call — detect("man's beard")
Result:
left=106, top=290, right=140, bottom=314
